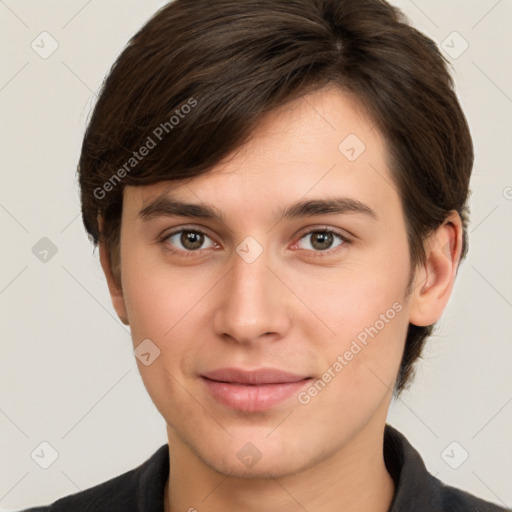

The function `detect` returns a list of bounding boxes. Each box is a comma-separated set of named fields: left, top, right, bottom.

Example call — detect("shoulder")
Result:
left=384, top=424, right=509, bottom=512
left=19, top=444, right=169, bottom=512
left=20, top=465, right=143, bottom=512
left=437, top=479, right=510, bottom=511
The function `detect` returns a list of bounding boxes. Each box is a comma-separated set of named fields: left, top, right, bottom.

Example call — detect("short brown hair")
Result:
left=78, top=0, right=473, bottom=393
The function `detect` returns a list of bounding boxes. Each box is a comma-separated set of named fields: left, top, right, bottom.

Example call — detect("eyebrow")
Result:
left=138, top=195, right=378, bottom=224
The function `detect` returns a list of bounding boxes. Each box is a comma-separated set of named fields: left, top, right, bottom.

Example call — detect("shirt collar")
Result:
left=383, top=423, right=443, bottom=511
left=135, top=424, right=453, bottom=511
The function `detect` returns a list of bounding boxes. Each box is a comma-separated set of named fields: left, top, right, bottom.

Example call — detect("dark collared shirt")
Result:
left=21, top=424, right=509, bottom=511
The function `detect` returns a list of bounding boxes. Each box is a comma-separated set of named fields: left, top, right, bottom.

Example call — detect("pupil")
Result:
left=313, top=232, right=332, bottom=250
left=182, top=231, right=203, bottom=250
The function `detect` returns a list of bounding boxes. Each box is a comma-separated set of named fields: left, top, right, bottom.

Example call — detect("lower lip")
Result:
left=201, top=377, right=311, bottom=412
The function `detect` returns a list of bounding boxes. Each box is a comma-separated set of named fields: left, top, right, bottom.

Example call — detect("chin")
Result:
left=190, top=431, right=331, bottom=480
left=203, top=452, right=304, bottom=480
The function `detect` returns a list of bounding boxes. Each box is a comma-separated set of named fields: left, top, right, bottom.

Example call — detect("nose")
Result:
left=212, top=244, right=292, bottom=345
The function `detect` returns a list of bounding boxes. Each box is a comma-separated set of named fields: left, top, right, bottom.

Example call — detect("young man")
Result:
left=22, top=0, right=509, bottom=511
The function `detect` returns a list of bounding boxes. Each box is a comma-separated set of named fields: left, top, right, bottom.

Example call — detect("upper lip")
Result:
left=201, top=368, right=311, bottom=385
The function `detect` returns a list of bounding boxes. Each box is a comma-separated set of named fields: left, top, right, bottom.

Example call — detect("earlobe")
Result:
left=408, top=211, right=463, bottom=327
left=98, top=240, right=130, bottom=326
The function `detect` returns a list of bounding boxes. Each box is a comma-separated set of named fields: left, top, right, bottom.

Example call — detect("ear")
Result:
left=98, top=220, right=129, bottom=325
left=408, top=211, right=463, bottom=327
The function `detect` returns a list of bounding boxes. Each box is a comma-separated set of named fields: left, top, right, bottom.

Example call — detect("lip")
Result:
left=200, top=367, right=312, bottom=412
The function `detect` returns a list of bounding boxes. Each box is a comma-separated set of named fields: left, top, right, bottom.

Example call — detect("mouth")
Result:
left=200, top=368, right=313, bottom=412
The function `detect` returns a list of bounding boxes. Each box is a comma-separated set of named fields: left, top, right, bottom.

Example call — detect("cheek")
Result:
left=293, top=245, right=410, bottom=397
left=119, top=250, right=210, bottom=420
left=121, top=245, right=215, bottom=341
left=296, top=257, right=408, bottom=344
left=294, top=273, right=408, bottom=434
left=120, top=248, right=221, bottom=398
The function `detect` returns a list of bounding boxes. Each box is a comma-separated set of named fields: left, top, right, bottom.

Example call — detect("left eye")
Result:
left=165, top=230, right=216, bottom=251
left=296, top=230, right=346, bottom=252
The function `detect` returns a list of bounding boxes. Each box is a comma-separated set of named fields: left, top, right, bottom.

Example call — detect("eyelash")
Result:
left=158, top=226, right=351, bottom=259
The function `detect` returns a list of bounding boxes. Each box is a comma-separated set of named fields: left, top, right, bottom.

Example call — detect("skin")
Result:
left=99, top=85, right=463, bottom=512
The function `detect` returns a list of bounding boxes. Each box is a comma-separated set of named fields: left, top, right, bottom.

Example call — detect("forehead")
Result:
left=123, top=86, right=400, bottom=225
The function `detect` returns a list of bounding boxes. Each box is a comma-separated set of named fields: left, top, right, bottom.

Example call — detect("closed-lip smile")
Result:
left=200, top=367, right=313, bottom=412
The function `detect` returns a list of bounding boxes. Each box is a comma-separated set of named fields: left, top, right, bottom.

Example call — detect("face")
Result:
left=112, top=86, right=417, bottom=478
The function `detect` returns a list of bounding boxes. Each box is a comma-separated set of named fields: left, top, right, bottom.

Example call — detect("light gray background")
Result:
left=0, top=0, right=511, bottom=510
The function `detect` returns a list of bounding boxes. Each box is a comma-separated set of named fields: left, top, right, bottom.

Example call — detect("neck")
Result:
left=164, top=420, right=395, bottom=512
